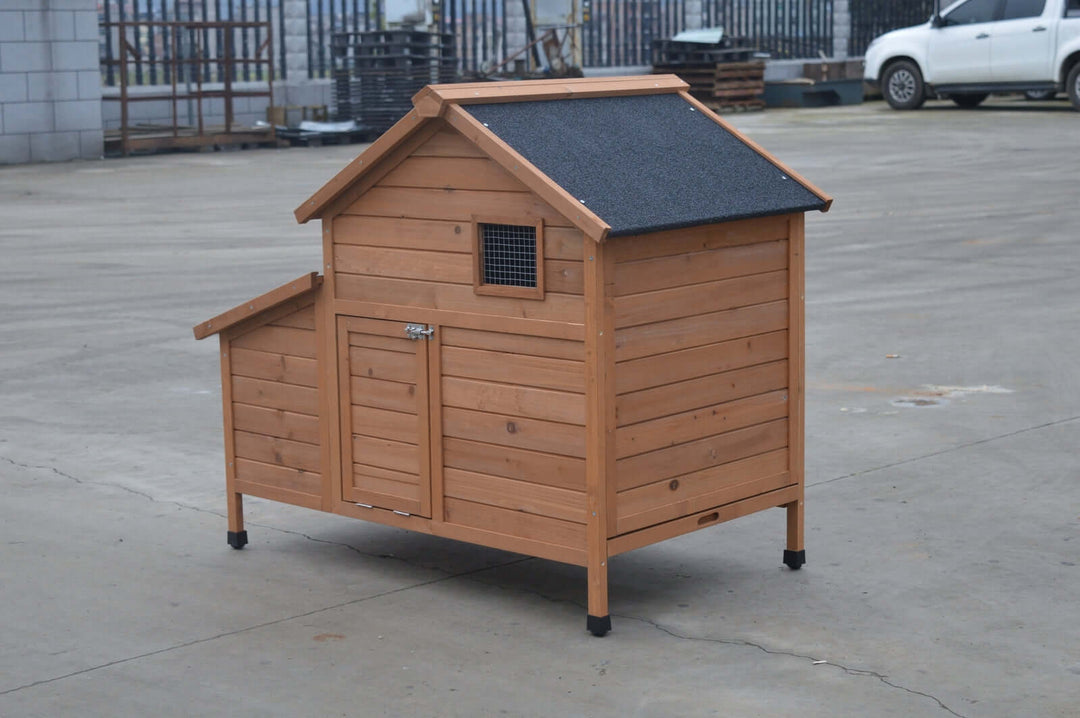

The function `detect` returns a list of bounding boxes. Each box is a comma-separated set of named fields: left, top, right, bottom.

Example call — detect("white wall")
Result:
left=0, top=0, right=103, bottom=164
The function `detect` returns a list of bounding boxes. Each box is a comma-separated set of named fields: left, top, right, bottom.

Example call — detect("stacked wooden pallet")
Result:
left=653, top=61, right=766, bottom=113
left=331, top=30, right=457, bottom=134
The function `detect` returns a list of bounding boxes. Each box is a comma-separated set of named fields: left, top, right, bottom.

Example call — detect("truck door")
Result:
left=927, top=0, right=997, bottom=83
left=991, top=0, right=1054, bottom=81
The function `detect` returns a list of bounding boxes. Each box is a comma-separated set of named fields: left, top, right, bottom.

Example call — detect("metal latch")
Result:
left=405, top=323, right=434, bottom=340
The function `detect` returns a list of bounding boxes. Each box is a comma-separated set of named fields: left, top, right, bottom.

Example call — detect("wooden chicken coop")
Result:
left=194, top=75, right=831, bottom=636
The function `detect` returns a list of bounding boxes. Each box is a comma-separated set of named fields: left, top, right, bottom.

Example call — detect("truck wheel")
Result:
left=951, top=93, right=988, bottom=108
left=883, top=60, right=925, bottom=110
left=1068, top=63, right=1080, bottom=111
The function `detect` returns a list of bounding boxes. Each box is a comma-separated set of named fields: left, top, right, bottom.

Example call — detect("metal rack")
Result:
left=101, top=20, right=278, bottom=156
left=331, top=30, right=457, bottom=134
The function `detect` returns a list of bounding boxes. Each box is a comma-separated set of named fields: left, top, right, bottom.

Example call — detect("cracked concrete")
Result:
left=2, top=95, right=1080, bottom=716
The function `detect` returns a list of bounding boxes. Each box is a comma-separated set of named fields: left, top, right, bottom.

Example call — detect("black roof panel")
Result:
left=466, top=93, right=826, bottom=237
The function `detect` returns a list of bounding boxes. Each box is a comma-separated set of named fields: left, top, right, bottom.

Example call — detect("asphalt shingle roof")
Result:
left=466, top=93, right=827, bottom=237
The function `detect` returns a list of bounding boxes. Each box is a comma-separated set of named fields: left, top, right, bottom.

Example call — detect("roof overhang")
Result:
left=293, top=75, right=830, bottom=237
left=293, top=76, right=693, bottom=239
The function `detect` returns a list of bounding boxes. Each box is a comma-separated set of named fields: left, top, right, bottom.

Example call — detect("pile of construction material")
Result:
left=651, top=28, right=765, bottom=113
left=332, top=30, right=456, bottom=134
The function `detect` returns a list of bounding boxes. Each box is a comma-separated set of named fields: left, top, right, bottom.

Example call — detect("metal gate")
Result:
left=582, top=0, right=834, bottom=66
left=849, top=0, right=934, bottom=56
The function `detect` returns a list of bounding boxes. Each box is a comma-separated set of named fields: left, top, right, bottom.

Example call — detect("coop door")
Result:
left=338, top=317, right=432, bottom=517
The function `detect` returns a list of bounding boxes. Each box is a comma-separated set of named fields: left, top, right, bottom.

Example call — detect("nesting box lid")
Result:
left=296, top=75, right=830, bottom=239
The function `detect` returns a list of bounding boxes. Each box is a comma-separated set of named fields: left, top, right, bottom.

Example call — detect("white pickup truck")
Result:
left=864, top=0, right=1080, bottom=109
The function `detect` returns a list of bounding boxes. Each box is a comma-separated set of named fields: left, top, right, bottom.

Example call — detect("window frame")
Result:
left=944, top=0, right=1003, bottom=24
left=471, top=216, right=545, bottom=301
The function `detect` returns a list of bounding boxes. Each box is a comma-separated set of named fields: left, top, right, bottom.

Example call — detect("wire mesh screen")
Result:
left=480, top=224, right=537, bottom=288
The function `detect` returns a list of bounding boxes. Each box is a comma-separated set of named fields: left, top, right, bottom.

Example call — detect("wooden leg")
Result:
left=227, top=491, right=248, bottom=549
left=783, top=498, right=804, bottom=570
left=587, top=553, right=611, bottom=637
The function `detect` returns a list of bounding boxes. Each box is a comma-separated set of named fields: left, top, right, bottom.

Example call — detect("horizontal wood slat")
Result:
left=411, top=128, right=488, bottom=158
left=617, top=389, right=789, bottom=458
left=347, top=329, right=416, bottom=354
left=234, top=430, right=321, bottom=473
left=610, top=215, right=789, bottom=264
left=440, top=327, right=584, bottom=361
left=350, top=375, right=418, bottom=414
left=232, top=404, right=320, bottom=445
left=443, top=407, right=587, bottom=458
left=615, top=269, right=787, bottom=328
left=444, top=497, right=586, bottom=549
left=348, top=345, right=419, bottom=383
left=617, top=360, right=789, bottom=428
left=344, top=186, right=573, bottom=227
left=441, top=345, right=585, bottom=392
left=351, top=463, right=421, bottom=499
left=270, top=305, right=316, bottom=330
left=352, top=434, right=419, bottom=475
left=335, top=274, right=583, bottom=324
left=231, top=376, right=319, bottom=415
left=545, top=259, right=585, bottom=295
left=616, top=418, right=789, bottom=491
left=334, top=215, right=472, bottom=253
left=235, top=459, right=322, bottom=499
left=442, top=376, right=586, bottom=426
left=608, top=485, right=800, bottom=556
left=616, top=330, right=787, bottom=395
left=378, top=156, right=528, bottom=193
left=335, top=244, right=473, bottom=284
left=230, top=325, right=317, bottom=359
left=229, top=347, right=318, bottom=388
left=614, top=300, right=788, bottom=362
left=351, top=405, right=418, bottom=444
left=616, top=450, right=790, bottom=534
left=443, top=437, right=585, bottom=491
left=614, top=239, right=787, bottom=297
left=444, top=468, right=587, bottom=523
left=544, top=227, right=584, bottom=261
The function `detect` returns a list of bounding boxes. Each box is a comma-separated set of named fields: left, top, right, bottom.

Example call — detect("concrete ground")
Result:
left=1, top=94, right=1078, bottom=717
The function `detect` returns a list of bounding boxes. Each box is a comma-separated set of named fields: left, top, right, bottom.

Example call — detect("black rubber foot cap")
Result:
left=587, top=615, right=611, bottom=637
left=227, top=530, right=248, bottom=549
left=783, top=549, right=805, bottom=570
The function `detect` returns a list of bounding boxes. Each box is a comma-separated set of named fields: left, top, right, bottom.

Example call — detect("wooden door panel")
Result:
left=339, top=316, right=432, bottom=517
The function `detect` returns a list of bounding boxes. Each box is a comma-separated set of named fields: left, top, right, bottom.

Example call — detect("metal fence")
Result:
left=849, top=0, right=933, bottom=56
left=583, top=0, right=833, bottom=67
left=582, top=0, right=686, bottom=67
left=101, top=0, right=848, bottom=87
left=702, top=0, right=833, bottom=60
left=99, top=0, right=283, bottom=85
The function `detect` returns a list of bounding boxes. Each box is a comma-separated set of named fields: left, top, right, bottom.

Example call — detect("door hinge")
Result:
left=405, top=323, right=434, bottom=340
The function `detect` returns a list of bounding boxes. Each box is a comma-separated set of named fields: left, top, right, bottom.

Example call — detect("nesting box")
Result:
left=194, top=75, right=831, bottom=636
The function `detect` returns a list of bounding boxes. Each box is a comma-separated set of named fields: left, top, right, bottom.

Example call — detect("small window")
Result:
left=946, top=0, right=999, bottom=24
left=1002, top=0, right=1045, bottom=19
left=473, top=219, right=544, bottom=300
left=1066, top=0, right=1080, bottom=16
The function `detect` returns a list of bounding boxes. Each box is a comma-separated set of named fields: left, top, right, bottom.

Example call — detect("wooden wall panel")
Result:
left=610, top=221, right=797, bottom=533
left=226, top=302, right=323, bottom=505
left=438, top=328, right=588, bottom=543
left=332, top=134, right=584, bottom=325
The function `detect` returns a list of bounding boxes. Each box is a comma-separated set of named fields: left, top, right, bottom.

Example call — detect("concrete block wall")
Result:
left=0, top=0, right=103, bottom=164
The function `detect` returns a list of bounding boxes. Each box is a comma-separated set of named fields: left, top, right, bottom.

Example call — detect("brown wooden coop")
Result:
left=193, top=75, right=831, bottom=636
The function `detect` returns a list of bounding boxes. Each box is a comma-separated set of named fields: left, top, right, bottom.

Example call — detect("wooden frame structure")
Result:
left=101, top=20, right=277, bottom=156
left=195, top=75, right=830, bottom=636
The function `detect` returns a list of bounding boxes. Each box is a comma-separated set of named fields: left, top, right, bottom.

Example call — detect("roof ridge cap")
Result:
left=411, top=74, right=688, bottom=117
